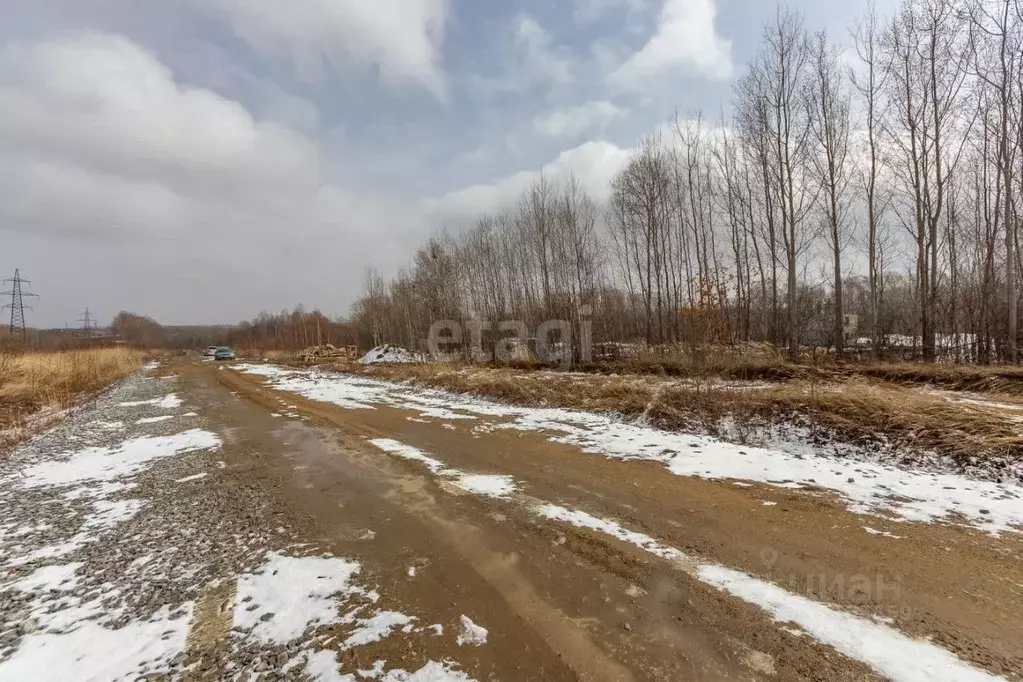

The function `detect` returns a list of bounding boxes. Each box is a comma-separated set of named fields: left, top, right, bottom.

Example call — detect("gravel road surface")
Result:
left=1, top=359, right=1020, bottom=681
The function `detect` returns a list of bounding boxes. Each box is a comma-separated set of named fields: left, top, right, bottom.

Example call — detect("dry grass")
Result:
left=514, top=344, right=1023, bottom=394
left=846, top=362, right=1023, bottom=394
left=237, top=348, right=296, bottom=363
left=0, top=347, right=145, bottom=444
left=344, top=362, right=1023, bottom=465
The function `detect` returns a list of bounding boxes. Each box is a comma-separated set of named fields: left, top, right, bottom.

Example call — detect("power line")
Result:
left=1, top=269, right=39, bottom=340
left=78, top=308, right=95, bottom=339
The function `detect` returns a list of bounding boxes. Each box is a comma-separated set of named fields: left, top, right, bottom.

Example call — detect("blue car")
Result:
left=213, top=347, right=236, bottom=361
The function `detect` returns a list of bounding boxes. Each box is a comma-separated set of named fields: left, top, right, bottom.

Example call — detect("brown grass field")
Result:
left=338, top=359, right=1023, bottom=467
left=0, top=347, right=145, bottom=448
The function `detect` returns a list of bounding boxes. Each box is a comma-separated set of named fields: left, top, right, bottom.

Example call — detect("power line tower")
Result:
left=1, top=269, right=38, bottom=340
left=78, top=308, right=95, bottom=340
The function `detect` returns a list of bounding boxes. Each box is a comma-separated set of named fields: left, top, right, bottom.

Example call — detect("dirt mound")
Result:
left=358, top=344, right=425, bottom=365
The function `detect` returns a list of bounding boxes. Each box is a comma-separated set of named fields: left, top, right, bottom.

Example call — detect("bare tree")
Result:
left=807, top=30, right=853, bottom=357
left=749, top=6, right=818, bottom=359
left=852, top=1, right=893, bottom=357
left=968, top=0, right=1021, bottom=361
left=885, top=0, right=973, bottom=361
left=608, top=136, right=674, bottom=344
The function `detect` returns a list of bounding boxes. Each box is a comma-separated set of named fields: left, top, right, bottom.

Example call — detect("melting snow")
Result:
left=303, top=650, right=354, bottom=681
left=83, top=499, right=145, bottom=531
left=89, top=421, right=124, bottom=431
left=174, top=472, right=208, bottom=483
left=453, top=475, right=516, bottom=499
left=359, top=344, right=425, bottom=365
left=0, top=604, right=193, bottom=682
left=541, top=503, right=1000, bottom=682
left=5, top=562, right=82, bottom=593
left=233, top=364, right=388, bottom=409
left=233, top=552, right=364, bottom=645
left=118, top=394, right=182, bottom=409
left=238, top=365, right=1023, bottom=534
left=234, top=553, right=475, bottom=681
left=300, top=651, right=473, bottom=682
left=369, top=440, right=517, bottom=500
left=370, top=439, right=448, bottom=474
left=134, top=415, right=175, bottom=425
left=863, top=526, right=904, bottom=539
left=456, top=615, right=488, bottom=647
left=342, top=611, right=414, bottom=649
left=537, top=505, right=689, bottom=565
left=697, top=565, right=1000, bottom=682
left=16, top=430, right=222, bottom=489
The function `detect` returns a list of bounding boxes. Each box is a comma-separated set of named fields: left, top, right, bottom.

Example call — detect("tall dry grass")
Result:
left=346, top=362, right=1023, bottom=465
left=0, top=347, right=145, bottom=415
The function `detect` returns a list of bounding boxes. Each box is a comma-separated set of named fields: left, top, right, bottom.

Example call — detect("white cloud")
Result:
left=204, top=0, right=450, bottom=99
left=0, top=32, right=417, bottom=322
left=533, top=101, right=625, bottom=138
left=610, top=0, right=732, bottom=85
left=0, top=33, right=318, bottom=209
left=423, top=140, right=635, bottom=221
left=574, top=0, right=648, bottom=23
left=515, top=16, right=572, bottom=85
left=473, top=15, right=573, bottom=96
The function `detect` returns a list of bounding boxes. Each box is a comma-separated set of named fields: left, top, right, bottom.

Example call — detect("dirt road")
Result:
left=1, top=359, right=1021, bottom=681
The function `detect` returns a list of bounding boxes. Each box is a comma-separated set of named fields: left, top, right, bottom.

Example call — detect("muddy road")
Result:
left=1, top=358, right=1020, bottom=681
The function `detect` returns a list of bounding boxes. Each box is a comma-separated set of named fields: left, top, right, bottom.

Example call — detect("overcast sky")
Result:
left=1, top=0, right=893, bottom=328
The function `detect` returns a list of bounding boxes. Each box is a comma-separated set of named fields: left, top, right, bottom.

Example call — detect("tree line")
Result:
left=352, top=0, right=1023, bottom=364
left=44, top=309, right=358, bottom=351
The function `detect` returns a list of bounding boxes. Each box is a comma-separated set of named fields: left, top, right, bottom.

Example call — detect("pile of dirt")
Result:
left=358, top=344, right=426, bottom=365
left=296, top=344, right=355, bottom=362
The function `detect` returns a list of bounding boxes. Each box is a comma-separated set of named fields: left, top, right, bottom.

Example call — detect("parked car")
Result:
left=203, top=346, right=219, bottom=358
left=214, top=347, right=236, bottom=361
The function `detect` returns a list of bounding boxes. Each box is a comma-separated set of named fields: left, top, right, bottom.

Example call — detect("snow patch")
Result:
left=342, top=611, right=414, bottom=649
left=233, top=552, right=364, bottom=645
left=359, top=344, right=425, bottom=365
left=456, top=615, right=488, bottom=647
left=537, top=505, right=689, bottom=565
left=453, top=475, right=516, bottom=499
left=135, top=415, right=175, bottom=425
left=118, top=394, right=182, bottom=409
left=300, top=651, right=473, bottom=682
left=370, top=439, right=448, bottom=474
left=0, top=603, right=193, bottom=682
left=16, top=429, right=222, bottom=489
left=369, top=439, right=519, bottom=501
left=4, top=562, right=82, bottom=593
left=304, top=650, right=354, bottom=682
left=232, top=364, right=387, bottom=410
left=174, top=472, right=208, bottom=483
left=84, top=499, right=145, bottom=531
left=697, top=564, right=1000, bottom=682
left=89, top=421, right=124, bottom=431
left=863, top=526, right=904, bottom=539
left=541, top=503, right=998, bottom=682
